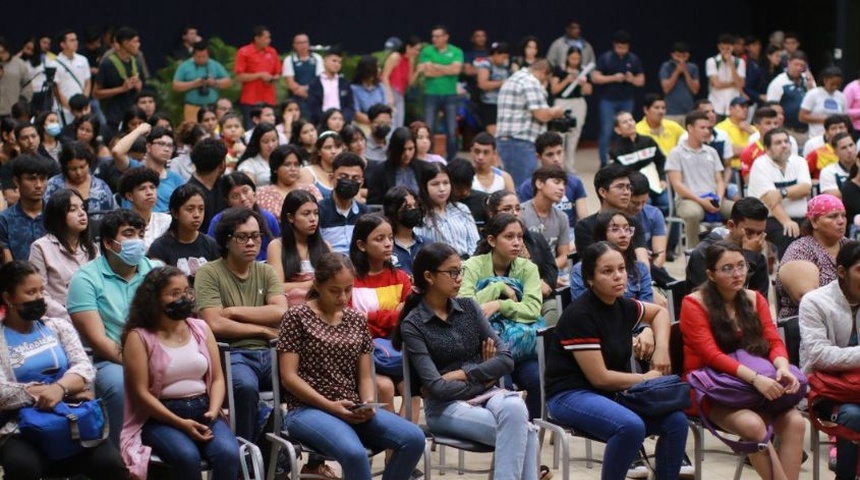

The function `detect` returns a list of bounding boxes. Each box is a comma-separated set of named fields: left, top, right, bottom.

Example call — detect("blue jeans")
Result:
left=284, top=407, right=425, bottom=480
left=142, top=395, right=240, bottom=480
left=425, top=391, right=539, bottom=480
left=239, top=103, right=255, bottom=130
left=598, top=98, right=635, bottom=165
left=548, top=389, right=688, bottom=480
left=835, top=403, right=860, bottom=480
left=231, top=349, right=273, bottom=441
left=424, top=94, right=459, bottom=160
left=507, top=359, right=541, bottom=420
left=497, top=138, right=538, bottom=192
left=95, top=360, right=123, bottom=447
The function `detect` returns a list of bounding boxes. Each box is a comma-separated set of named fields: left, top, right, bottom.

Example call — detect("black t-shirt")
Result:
left=148, top=231, right=222, bottom=283
left=187, top=175, right=227, bottom=233
left=550, top=66, right=584, bottom=100
left=95, top=54, right=145, bottom=126
left=460, top=191, right=489, bottom=226
left=574, top=212, right=646, bottom=255
left=544, top=290, right=644, bottom=398
left=842, top=180, right=860, bottom=229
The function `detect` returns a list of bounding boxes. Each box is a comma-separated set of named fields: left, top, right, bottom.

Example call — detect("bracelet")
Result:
left=55, top=382, right=69, bottom=397
left=638, top=374, right=645, bottom=382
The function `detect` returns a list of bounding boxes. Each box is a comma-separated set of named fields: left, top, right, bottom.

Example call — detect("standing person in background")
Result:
left=705, top=34, right=746, bottom=118
left=767, top=51, right=816, bottom=147
left=307, top=49, right=356, bottom=126
left=351, top=56, right=388, bottom=133
left=476, top=42, right=513, bottom=136
left=546, top=20, right=596, bottom=69
left=0, top=37, right=32, bottom=117
left=93, top=27, right=144, bottom=131
left=591, top=31, right=645, bottom=167
left=744, top=36, right=769, bottom=108
left=799, top=67, right=847, bottom=139
left=172, top=41, right=232, bottom=123
left=418, top=25, right=463, bottom=161
left=549, top=46, right=592, bottom=174
left=282, top=34, right=324, bottom=120
left=512, top=36, right=540, bottom=72
left=54, top=29, right=93, bottom=126
left=234, top=26, right=280, bottom=129
left=843, top=72, right=860, bottom=132
left=659, top=42, right=700, bottom=125
left=381, top=37, right=421, bottom=129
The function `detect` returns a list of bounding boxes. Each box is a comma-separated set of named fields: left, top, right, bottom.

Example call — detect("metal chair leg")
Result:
left=691, top=424, right=703, bottom=480
left=585, top=439, right=593, bottom=469
left=732, top=453, right=745, bottom=480
left=811, top=429, right=820, bottom=480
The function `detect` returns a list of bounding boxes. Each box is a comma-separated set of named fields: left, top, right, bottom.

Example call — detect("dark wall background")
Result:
left=6, top=0, right=855, bottom=139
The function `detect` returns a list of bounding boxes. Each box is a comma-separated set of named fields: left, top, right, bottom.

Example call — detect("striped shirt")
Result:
left=496, top=68, right=550, bottom=143
left=415, top=202, right=481, bottom=258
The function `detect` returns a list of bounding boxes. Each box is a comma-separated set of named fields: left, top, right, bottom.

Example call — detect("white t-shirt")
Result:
left=819, top=161, right=851, bottom=194
left=747, top=154, right=811, bottom=219
left=705, top=55, right=746, bottom=116
left=281, top=52, right=324, bottom=78
left=237, top=155, right=271, bottom=187
left=54, top=53, right=91, bottom=122
left=801, top=134, right=824, bottom=157
left=748, top=131, right=799, bottom=156
left=800, top=87, right=847, bottom=137
left=144, top=212, right=172, bottom=250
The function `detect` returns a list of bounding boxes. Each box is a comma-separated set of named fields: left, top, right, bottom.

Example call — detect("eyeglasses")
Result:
left=497, top=205, right=523, bottom=214
left=610, top=183, right=632, bottom=192
left=717, top=262, right=749, bottom=275
left=230, top=232, right=263, bottom=243
left=167, top=288, right=195, bottom=300
left=434, top=268, right=464, bottom=279
left=607, top=225, right=635, bottom=235
left=152, top=141, right=174, bottom=149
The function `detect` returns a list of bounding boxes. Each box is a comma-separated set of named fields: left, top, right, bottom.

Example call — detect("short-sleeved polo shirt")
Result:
left=418, top=44, right=464, bottom=96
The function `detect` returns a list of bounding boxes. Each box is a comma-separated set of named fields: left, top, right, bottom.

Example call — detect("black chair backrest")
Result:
left=778, top=316, right=801, bottom=367
left=669, top=322, right=685, bottom=377
left=536, top=327, right=554, bottom=421
left=666, top=279, right=691, bottom=323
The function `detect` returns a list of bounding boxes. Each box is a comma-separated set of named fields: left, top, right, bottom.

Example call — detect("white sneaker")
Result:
left=679, top=454, right=695, bottom=479
left=626, top=459, right=650, bottom=479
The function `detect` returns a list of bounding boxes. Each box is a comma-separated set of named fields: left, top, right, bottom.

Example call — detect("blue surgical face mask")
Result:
left=111, top=238, right=146, bottom=266
left=45, top=123, right=61, bottom=137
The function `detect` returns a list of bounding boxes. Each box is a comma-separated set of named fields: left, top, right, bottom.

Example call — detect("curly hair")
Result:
left=122, top=266, right=187, bottom=346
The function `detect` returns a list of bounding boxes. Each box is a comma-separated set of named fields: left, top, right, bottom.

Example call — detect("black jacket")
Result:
left=365, top=159, right=433, bottom=205
left=307, top=75, right=355, bottom=125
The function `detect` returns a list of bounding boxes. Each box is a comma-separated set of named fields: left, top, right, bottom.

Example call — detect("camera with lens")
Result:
left=547, top=109, right=577, bottom=133
left=198, top=75, right=210, bottom=96
left=44, top=66, right=57, bottom=84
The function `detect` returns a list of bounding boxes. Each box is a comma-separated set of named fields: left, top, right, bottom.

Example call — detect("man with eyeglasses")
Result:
left=110, top=122, right=184, bottom=212
left=195, top=207, right=287, bottom=447
left=319, top=152, right=368, bottom=253
left=686, top=197, right=770, bottom=297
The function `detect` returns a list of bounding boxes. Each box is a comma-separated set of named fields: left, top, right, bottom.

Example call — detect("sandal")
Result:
left=540, top=464, right=554, bottom=480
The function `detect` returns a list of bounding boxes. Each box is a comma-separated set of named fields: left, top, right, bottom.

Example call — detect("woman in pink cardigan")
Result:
left=120, top=266, right=239, bottom=480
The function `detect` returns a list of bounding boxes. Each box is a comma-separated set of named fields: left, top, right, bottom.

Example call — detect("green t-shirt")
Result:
left=418, top=44, right=464, bottom=96
left=195, top=258, right=283, bottom=349
left=173, top=58, right=230, bottom=106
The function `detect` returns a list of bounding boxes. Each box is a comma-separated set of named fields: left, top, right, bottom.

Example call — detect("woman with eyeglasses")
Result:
left=395, top=242, right=542, bottom=480
left=681, top=240, right=805, bottom=480
left=256, top=145, right=322, bottom=219
left=571, top=210, right=653, bottom=302
left=121, top=266, right=240, bottom=480
left=207, top=172, right=279, bottom=262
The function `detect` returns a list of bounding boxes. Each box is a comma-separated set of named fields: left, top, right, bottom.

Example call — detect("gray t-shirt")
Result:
left=665, top=141, right=724, bottom=197
left=521, top=200, right=570, bottom=254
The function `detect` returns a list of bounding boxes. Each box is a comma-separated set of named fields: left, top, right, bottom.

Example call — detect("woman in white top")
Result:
left=238, top=123, right=279, bottom=186
left=298, top=131, right=344, bottom=199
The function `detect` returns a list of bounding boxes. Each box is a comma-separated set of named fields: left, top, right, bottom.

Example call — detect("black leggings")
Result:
left=0, top=434, right=128, bottom=480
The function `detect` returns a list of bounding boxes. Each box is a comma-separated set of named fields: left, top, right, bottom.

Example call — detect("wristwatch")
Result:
left=780, top=187, right=788, bottom=199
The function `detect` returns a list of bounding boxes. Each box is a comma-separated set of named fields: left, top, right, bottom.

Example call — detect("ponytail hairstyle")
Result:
left=306, top=252, right=356, bottom=301
left=392, top=242, right=459, bottom=349
left=699, top=240, right=769, bottom=356
left=474, top=213, right=523, bottom=256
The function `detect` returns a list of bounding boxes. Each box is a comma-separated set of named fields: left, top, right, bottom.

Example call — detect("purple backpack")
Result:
left=687, top=349, right=807, bottom=453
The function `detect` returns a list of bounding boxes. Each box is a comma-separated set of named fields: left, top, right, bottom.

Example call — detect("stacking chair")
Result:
left=401, top=349, right=496, bottom=479
left=664, top=280, right=691, bottom=324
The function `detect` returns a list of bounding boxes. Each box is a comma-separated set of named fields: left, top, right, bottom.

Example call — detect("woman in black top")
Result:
left=544, top=241, right=686, bottom=480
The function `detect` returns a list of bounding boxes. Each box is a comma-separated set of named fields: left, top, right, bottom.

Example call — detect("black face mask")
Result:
left=334, top=178, right=361, bottom=200
left=399, top=208, right=423, bottom=228
left=372, top=124, right=391, bottom=139
left=164, top=297, right=195, bottom=321
left=18, top=299, right=47, bottom=322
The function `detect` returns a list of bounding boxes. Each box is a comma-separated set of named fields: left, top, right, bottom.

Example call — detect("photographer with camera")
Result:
left=496, top=58, right=565, bottom=189
left=173, top=41, right=232, bottom=123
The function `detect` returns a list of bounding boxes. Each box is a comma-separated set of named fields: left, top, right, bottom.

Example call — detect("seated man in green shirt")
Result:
left=67, top=209, right=158, bottom=446
left=194, top=207, right=286, bottom=443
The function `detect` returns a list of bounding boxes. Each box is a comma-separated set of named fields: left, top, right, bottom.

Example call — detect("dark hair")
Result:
left=594, top=164, right=629, bottom=203
left=323, top=47, right=343, bottom=58
left=279, top=190, right=328, bottom=281
left=418, top=163, right=452, bottom=227
left=580, top=241, right=620, bottom=290
left=0, top=261, right=40, bottom=308
left=310, top=131, right=344, bottom=166
left=820, top=66, right=844, bottom=82
left=147, top=112, right=173, bottom=130
left=73, top=114, right=102, bottom=151
left=385, top=127, right=415, bottom=167
left=367, top=103, right=393, bottom=123
left=531, top=165, right=568, bottom=196
left=13, top=122, right=36, bottom=143
left=393, top=242, right=460, bottom=349
left=352, top=55, right=380, bottom=86
left=135, top=90, right=157, bottom=103
left=837, top=241, right=860, bottom=270
left=693, top=98, right=714, bottom=110
left=33, top=111, right=55, bottom=140
left=166, top=183, right=206, bottom=233
left=56, top=28, right=75, bottom=47
left=535, top=131, right=563, bottom=155
left=11, top=154, right=55, bottom=178
left=349, top=213, right=393, bottom=277
left=332, top=151, right=366, bottom=172
left=517, top=35, right=541, bottom=59
left=752, top=107, right=778, bottom=125
left=340, top=124, right=366, bottom=149
left=763, top=127, right=789, bottom=148
left=485, top=189, right=518, bottom=217
left=685, top=110, right=710, bottom=127
left=43, top=188, right=97, bottom=260
left=398, top=36, right=422, bottom=55
left=628, top=170, right=650, bottom=196
left=179, top=123, right=207, bottom=149
left=196, top=106, right=216, bottom=124
left=489, top=41, right=510, bottom=56
left=643, top=93, right=665, bottom=109
left=319, top=108, right=344, bottom=134
left=730, top=197, right=769, bottom=224
left=252, top=26, right=269, bottom=39
left=118, top=167, right=160, bottom=198
left=700, top=240, right=769, bottom=356
left=474, top=213, right=523, bottom=256
left=473, top=132, right=496, bottom=149
left=268, top=144, right=303, bottom=184
left=190, top=138, right=227, bottom=174
left=59, top=141, right=96, bottom=175
left=717, top=33, right=734, bottom=45
left=123, top=266, right=187, bottom=345
left=307, top=252, right=355, bottom=300
left=218, top=112, right=241, bottom=133
left=99, top=209, right=146, bottom=252
left=249, top=102, right=273, bottom=120
left=593, top=210, right=639, bottom=282
left=672, top=41, right=690, bottom=53
left=445, top=158, right=475, bottom=189
left=383, top=186, right=422, bottom=229
left=145, top=126, right=173, bottom=145
left=213, top=207, right=265, bottom=257
left=69, top=94, right=89, bottom=112
left=787, top=50, right=808, bottom=63
left=239, top=122, right=277, bottom=164
left=114, top=26, right=138, bottom=44
left=192, top=40, right=208, bottom=52
left=431, top=25, right=449, bottom=35
left=564, top=46, right=582, bottom=64
left=122, top=107, right=148, bottom=132
left=831, top=131, right=854, bottom=148
left=824, top=114, right=853, bottom=134
left=290, top=119, right=316, bottom=147
left=612, top=30, right=631, bottom=44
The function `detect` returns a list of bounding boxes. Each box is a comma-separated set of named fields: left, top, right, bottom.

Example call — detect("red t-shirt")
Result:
left=388, top=56, right=412, bottom=95
left=234, top=44, right=281, bottom=105
left=740, top=141, right=765, bottom=180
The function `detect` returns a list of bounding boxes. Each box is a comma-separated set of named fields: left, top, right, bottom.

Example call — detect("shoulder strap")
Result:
left=56, top=56, right=83, bottom=91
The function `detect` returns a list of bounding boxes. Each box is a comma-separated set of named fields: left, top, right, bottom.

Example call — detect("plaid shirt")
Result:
left=496, top=69, right=550, bottom=143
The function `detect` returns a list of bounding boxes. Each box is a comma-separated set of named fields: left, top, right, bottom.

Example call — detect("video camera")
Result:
left=547, top=109, right=577, bottom=133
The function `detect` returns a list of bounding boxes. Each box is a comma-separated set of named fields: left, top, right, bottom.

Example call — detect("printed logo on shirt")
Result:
left=823, top=98, right=840, bottom=111
left=614, top=147, right=658, bottom=166
left=8, top=335, right=59, bottom=369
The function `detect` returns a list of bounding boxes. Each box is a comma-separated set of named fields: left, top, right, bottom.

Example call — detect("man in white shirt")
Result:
left=705, top=34, right=746, bottom=117
left=54, top=29, right=92, bottom=125
left=282, top=34, right=324, bottom=119
left=799, top=66, right=846, bottom=138
left=747, top=127, right=812, bottom=259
